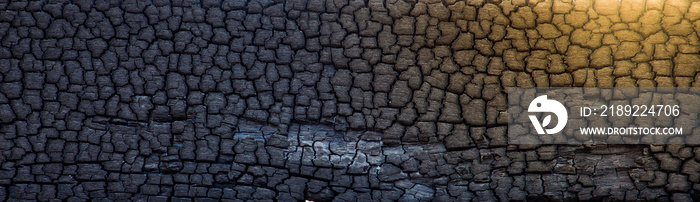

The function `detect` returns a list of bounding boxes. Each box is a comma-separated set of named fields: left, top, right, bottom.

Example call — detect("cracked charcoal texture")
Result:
left=1, top=0, right=700, bottom=201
